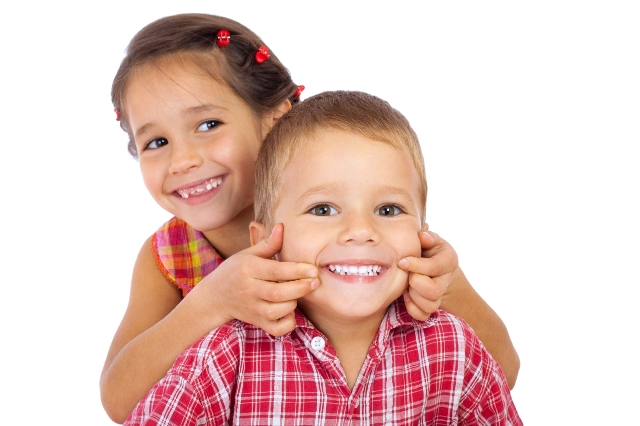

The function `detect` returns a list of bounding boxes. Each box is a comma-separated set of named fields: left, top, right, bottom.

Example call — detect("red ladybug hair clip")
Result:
left=255, top=45, right=270, bottom=64
left=294, top=85, right=305, bottom=99
left=216, top=29, right=230, bottom=47
left=114, top=108, right=121, bottom=121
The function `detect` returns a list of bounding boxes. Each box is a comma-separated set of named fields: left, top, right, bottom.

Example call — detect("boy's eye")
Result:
left=197, top=120, right=221, bottom=132
left=309, top=204, right=338, bottom=216
left=376, top=204, right=403, bottom=216
left=145, top=138, right=168, bottom=150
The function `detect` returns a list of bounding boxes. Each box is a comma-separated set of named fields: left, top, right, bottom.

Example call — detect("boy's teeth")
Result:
left=327, top=264, right=382, bottom=276
left=177, top=178, right=223, bottom=199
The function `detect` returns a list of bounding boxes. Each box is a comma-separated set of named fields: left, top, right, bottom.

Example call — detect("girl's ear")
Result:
left=272, top=98, right=292, bottom=123
left=261, top=99, right=292, bottom=136
left=249, top=221, right=268, bottom=246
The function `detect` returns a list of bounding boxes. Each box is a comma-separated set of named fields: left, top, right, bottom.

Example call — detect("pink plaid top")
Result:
left=152, top=217, right=224, bottom=296
left=125, top=300, right=521, bottom=425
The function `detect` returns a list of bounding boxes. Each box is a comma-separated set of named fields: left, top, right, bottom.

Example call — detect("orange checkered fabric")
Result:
left=152, top=217, right=224, bottom=296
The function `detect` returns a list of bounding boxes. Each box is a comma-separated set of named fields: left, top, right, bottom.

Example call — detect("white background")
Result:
left=1, top=1, right=638, bottom=424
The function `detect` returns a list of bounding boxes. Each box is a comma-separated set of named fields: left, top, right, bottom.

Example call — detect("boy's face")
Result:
left=271, top=129, right=424, bottom=324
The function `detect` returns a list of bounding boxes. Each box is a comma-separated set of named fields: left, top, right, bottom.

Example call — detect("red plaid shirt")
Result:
left=125, top=300, right=521, bottom=425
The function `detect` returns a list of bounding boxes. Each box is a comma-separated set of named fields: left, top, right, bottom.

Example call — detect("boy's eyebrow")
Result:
left=373, top=185, right=417, bottom=206
left=297, top=183, right=416, bottom=206
left=298, top=182, right=345, bottom=200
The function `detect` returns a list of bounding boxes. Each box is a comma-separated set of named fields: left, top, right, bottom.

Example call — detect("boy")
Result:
left=125, top=91, right=521, bottom=425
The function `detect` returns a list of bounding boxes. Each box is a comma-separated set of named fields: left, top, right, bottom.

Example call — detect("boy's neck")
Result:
left=300, top=305, right=388, bottom=391
left=202, top=205, right=254, bottom=259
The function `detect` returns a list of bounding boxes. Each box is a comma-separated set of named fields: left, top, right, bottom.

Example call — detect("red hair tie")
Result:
left=216, top=29, right=230, bottom=47
left=294, top=85, right=305, bottom=99
left=255, top=45, right=270, bottom=64
left=114, top=108, right=121, bottom=121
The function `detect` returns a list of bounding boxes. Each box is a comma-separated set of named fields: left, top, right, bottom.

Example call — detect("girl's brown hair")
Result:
left=112, top=13, right=299, bottom=157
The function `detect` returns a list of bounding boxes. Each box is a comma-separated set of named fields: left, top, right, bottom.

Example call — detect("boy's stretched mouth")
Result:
left=322, top=260, right=389, bottom=283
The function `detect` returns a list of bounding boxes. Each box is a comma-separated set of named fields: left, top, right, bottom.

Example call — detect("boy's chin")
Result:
left=300, top=288, right=405, bottom=322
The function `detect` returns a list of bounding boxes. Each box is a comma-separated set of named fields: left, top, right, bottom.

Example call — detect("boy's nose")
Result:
left=168, top=142, right=203, bottom=175
left=339, top=213, right=379, bottom=245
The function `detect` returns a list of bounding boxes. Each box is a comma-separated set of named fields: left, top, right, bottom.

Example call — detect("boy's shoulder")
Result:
left=390, top=302, right=482, bottom=350
left=168, top=320, right=252, bottom=382
left=421, top=309, right=493, bottom=361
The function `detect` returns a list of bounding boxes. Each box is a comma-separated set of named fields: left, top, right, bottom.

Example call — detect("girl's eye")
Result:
left=145, top=138, right=168, bottom=150
left=376, top=204, right=403, bottom=216
left=197, top=120, right=221, bottom=132
left=309, top=204, right=338, bottom=216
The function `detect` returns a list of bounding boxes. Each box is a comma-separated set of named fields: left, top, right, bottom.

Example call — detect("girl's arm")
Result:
left=399, top=231, right=520, bottom=389
left=100, top=226, right=318, bottom=423
left=440, top=267, right=520, bottom=389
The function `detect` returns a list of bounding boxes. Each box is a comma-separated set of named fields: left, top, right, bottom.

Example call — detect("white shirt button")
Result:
left=310, top=336, right=326, bottom=351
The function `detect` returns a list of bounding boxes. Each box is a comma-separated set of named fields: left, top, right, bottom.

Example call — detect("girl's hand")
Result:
left=398, top=229, right=459, bottom=321
left=193, top=224, right=319, bottom=336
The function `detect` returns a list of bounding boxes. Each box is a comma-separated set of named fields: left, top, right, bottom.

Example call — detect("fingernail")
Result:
left=403, top=292, right=411, bottom=302
left=306, top=268, right=317, bottom=278
left=398, top=258, right=409, bottom=268
left=420, top=231, right=434, bottom=242
left=267, top=227, right=275, bottom=242
left=310, top=279, right=319, bottom=290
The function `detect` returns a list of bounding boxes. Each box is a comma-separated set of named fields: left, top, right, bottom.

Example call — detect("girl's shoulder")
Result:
left=151, top=217, right=224, bottom=296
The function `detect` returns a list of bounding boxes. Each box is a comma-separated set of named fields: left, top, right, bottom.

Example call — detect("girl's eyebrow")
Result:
left=184, top=104, right=228, bottom=116
left=134, top=104, right=228, bottom=139
left=134, top=122, right=155, bottom=140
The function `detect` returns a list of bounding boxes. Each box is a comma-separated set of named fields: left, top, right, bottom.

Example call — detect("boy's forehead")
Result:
left=288, top=128, right=411, bottom=171
left=277, top=129, right=420, bottom=202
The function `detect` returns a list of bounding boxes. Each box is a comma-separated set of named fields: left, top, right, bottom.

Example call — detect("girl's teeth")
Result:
left=327, top=264, right=383, bottom=276
left=177, top=178, right=223, bottom=199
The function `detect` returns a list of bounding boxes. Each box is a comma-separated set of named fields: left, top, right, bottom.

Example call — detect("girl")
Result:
left=101, top=13, right=519, bottom=423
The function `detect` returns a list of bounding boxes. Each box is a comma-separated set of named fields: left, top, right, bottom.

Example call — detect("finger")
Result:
left=250, top=257, right=318, bottom=282
left=255, top=278, right=320, bottom=303
left=259, top=312, right=298, bottom=337
left=402, top=293, right=431, bottom=321
left=254, top=298, right=299, bottom=322
left=418, top=230, right=436, bottom=250
left=407, top=273, right=447, bottom=301
left=398, top=255, right=453, bottom=278
left=405, top=287, right=441, bottom=316
left=244, top=223, right=286, bottom=260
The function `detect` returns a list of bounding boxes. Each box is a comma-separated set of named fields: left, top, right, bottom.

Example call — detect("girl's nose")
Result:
left=339, top=212, right=379, bottom=245
left=168, top=142, right=203, bottom=175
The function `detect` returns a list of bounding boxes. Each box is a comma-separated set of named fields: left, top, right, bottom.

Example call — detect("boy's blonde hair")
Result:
left=254, top=91, right=427, bottom=227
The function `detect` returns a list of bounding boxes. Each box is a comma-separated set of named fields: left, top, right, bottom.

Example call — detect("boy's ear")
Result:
left=249, top=221, right=268, bottom=246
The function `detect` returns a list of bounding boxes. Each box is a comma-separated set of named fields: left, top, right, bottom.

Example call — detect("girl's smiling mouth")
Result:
left=174, top=176, right=224, bottom=199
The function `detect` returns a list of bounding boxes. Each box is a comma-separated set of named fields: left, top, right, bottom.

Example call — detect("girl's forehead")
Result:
left=124, top=63, right=239, bottom=116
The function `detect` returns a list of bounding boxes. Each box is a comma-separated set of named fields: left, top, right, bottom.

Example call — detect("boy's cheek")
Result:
left=278, top=223, right=320, bottom=264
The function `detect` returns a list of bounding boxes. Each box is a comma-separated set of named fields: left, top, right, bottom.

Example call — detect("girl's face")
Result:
left=124, top=61, right=278, bottom=233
